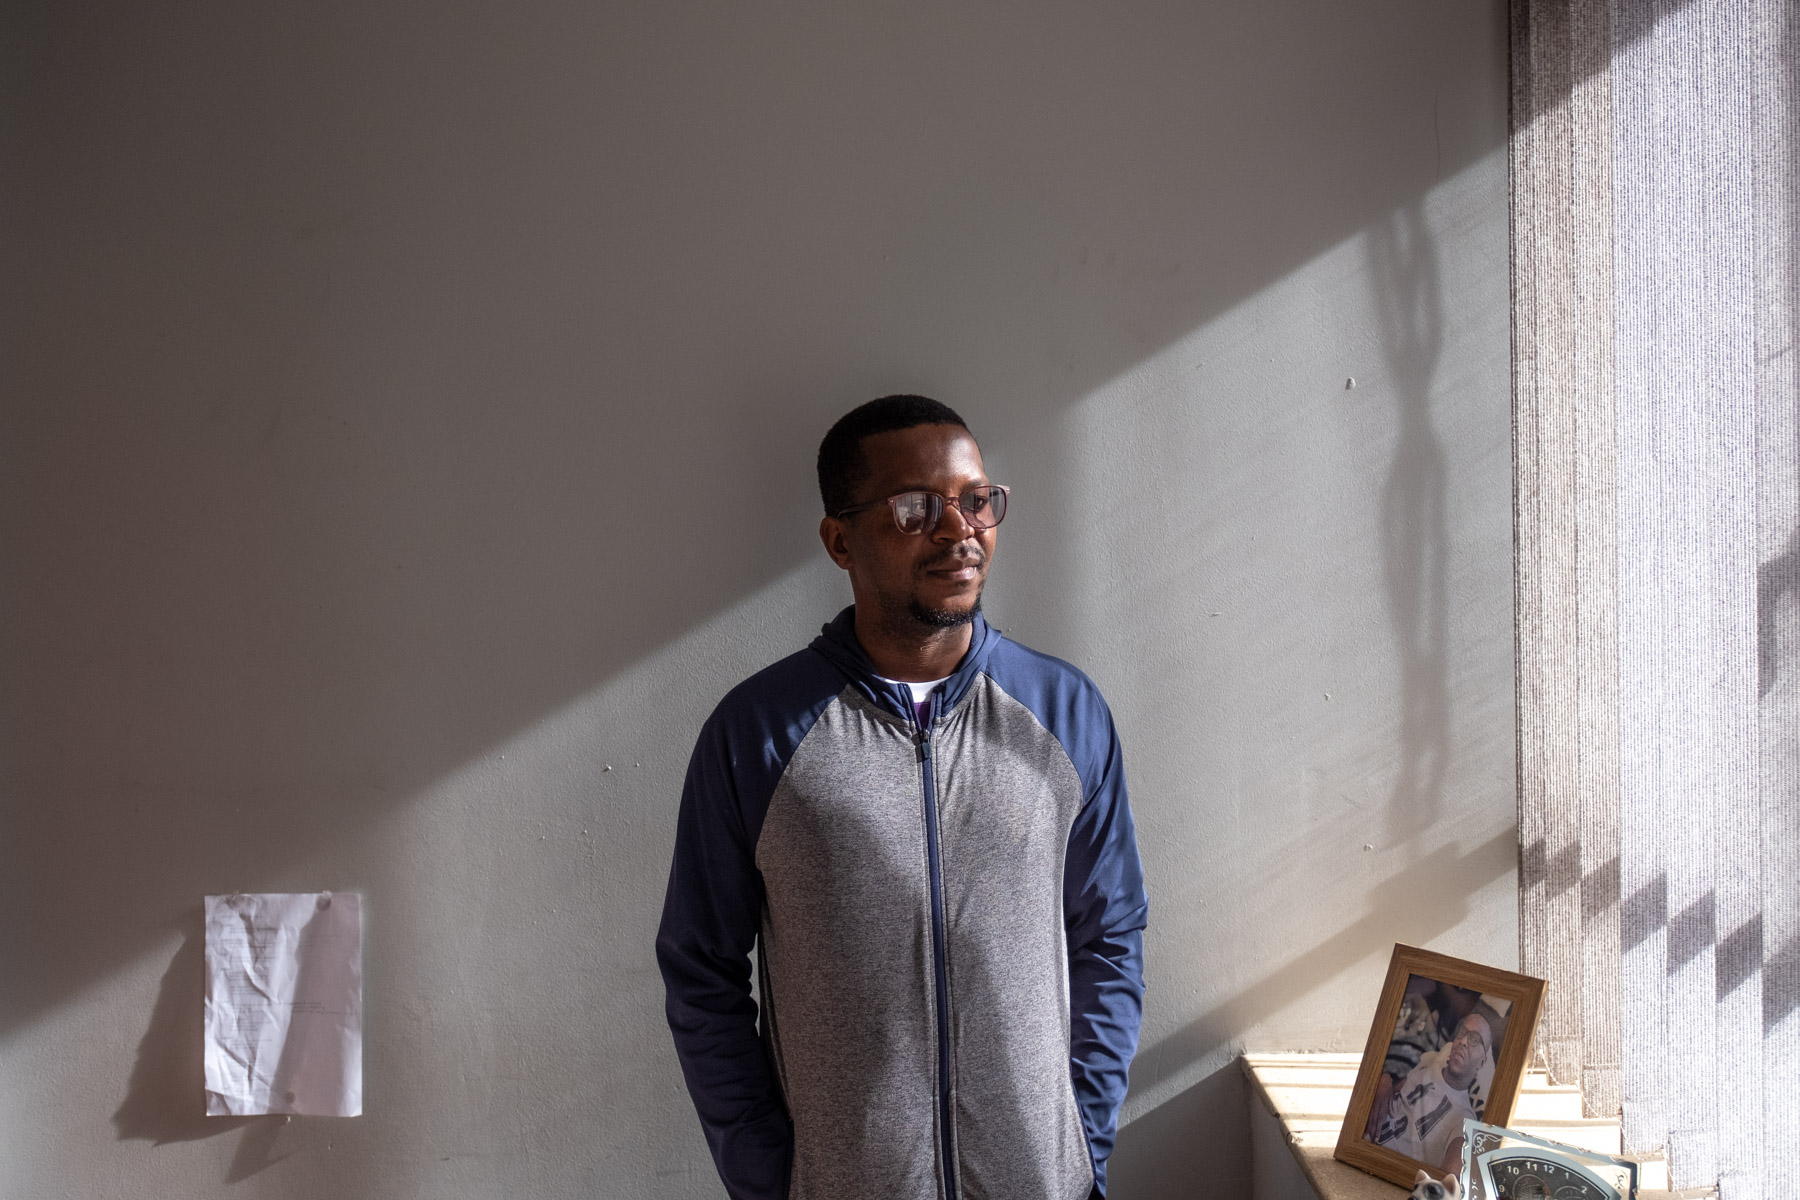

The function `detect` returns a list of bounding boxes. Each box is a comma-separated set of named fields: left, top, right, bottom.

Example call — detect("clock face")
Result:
left=1479, top=1149, right=1623, bottom=1200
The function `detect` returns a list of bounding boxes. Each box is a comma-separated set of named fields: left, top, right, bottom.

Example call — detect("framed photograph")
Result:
left=1332, top=944, right=1546, bottom=1190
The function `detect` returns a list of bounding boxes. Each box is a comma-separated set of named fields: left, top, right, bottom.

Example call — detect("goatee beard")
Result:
left=906, top=593, right=982, bottom=629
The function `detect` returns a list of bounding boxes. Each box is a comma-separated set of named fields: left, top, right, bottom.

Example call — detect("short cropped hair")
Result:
left=817, top=394, right=970, bottom=516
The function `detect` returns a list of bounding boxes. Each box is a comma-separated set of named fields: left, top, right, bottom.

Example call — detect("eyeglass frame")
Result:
left=833, top=484, right=1011, bottom=534
left=1449, top=1026, right=1491, bottom=1051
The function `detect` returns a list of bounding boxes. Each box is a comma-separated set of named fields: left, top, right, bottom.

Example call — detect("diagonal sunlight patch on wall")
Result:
left=1121, top=832, right=1517, bottom=1124
left=984, top=142, right=1517, bottom=1139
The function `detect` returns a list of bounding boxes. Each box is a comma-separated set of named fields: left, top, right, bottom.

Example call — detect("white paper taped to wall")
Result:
left=204, top=892, right=363, bottom=1117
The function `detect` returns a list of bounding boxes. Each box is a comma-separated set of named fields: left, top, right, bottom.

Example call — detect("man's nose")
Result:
left=931, top=498, right=978, bottom=541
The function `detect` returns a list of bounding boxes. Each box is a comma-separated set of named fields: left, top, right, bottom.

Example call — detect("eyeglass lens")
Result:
left=892, top=486, right=1007, bottom=534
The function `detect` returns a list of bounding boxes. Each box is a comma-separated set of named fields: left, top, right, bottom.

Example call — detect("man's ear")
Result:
left=819, top=516, right=853, bottom=569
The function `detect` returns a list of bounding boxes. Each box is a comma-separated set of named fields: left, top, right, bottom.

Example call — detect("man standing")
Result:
left=656, top=396, right=1149, bottom=1200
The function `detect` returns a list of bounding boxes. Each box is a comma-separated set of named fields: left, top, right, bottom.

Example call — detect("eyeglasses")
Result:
left=835, top=484, right=1010, bottom=535
left=1451, top=1028, right=1489, bottom=1051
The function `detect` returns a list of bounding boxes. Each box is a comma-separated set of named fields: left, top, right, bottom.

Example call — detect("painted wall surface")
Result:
left=0, top=2, right=1513, bottom=1197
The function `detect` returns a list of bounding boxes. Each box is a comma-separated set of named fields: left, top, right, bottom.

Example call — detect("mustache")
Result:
left=920, top=546, right=986, bottom=571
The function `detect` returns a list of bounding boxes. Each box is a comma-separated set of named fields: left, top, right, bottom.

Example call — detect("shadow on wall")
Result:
left=1128, top=828, right=1515, bottom=1104
left=1511, top=0, right=1702, bottom=129
left=1109, top=1059, right=1249, bottom=1200
left=1368, top=203, right=1451, bottom=842
left=0, top=0, right=1509, bottom=1045
left=1622, top=870, right=1800, bottom=1030
left=111, top=911, right=293, bottom=1181
left=1758, top=530, right=1800, bottom=698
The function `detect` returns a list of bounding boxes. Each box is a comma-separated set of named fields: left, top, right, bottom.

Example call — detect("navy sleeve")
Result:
left=1063, top=706, right=1148, bottom=1196
left=655, top=714, right=792, bottom=1200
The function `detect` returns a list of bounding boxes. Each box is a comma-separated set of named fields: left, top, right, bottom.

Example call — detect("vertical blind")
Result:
left=1512, top=2, right=1798, bottom=1198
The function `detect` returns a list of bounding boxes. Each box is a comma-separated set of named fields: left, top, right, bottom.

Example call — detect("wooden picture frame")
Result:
left=1333, top=944, right=1546, bottom=1190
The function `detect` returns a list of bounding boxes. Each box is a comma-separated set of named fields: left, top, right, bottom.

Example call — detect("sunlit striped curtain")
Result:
left=1511, top=2, right=1798, bottom=1199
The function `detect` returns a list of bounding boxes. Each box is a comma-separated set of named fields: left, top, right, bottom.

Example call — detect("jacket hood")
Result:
left=810, top=605, right=1001, bottom=720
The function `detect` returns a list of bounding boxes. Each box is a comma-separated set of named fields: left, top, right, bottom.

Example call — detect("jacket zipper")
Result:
left=913, top=691, right=958, bottom=1200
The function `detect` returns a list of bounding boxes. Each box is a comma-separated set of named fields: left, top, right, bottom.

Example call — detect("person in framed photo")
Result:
left=1365, top=980, right=1511, bottom=1130
left=1368, top=1010, right=1494, bottom=1174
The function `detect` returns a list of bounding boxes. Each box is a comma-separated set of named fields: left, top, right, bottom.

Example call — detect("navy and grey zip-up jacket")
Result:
left=656, top=608, right=1148, bottom=1200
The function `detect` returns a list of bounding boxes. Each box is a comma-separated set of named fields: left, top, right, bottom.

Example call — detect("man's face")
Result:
left=1442, top=1015, right=1491, bottom=1089
left=821, top=423, right=997, bottom=631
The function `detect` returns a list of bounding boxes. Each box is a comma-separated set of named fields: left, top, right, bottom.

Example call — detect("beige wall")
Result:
left=0, top=2, right=1513, bottom=1196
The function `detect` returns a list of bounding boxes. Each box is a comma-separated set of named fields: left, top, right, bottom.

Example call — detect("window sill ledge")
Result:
left=1240, top=1052, right=1710, bottom=1200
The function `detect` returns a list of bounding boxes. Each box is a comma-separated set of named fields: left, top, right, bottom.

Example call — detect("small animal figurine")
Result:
left=1409, top=1168, right=1463, bottom=1200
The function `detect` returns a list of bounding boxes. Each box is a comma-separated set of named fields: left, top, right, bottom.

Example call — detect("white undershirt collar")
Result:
left=875, top=674, right=951, bottom=704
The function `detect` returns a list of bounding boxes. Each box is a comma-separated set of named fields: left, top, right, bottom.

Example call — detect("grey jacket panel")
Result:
left=756, top=690, right=944, bottom=1200
left=755, top=680, right=1094, bottom=1200
left=937, top=678, right=1092, bottom=1200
